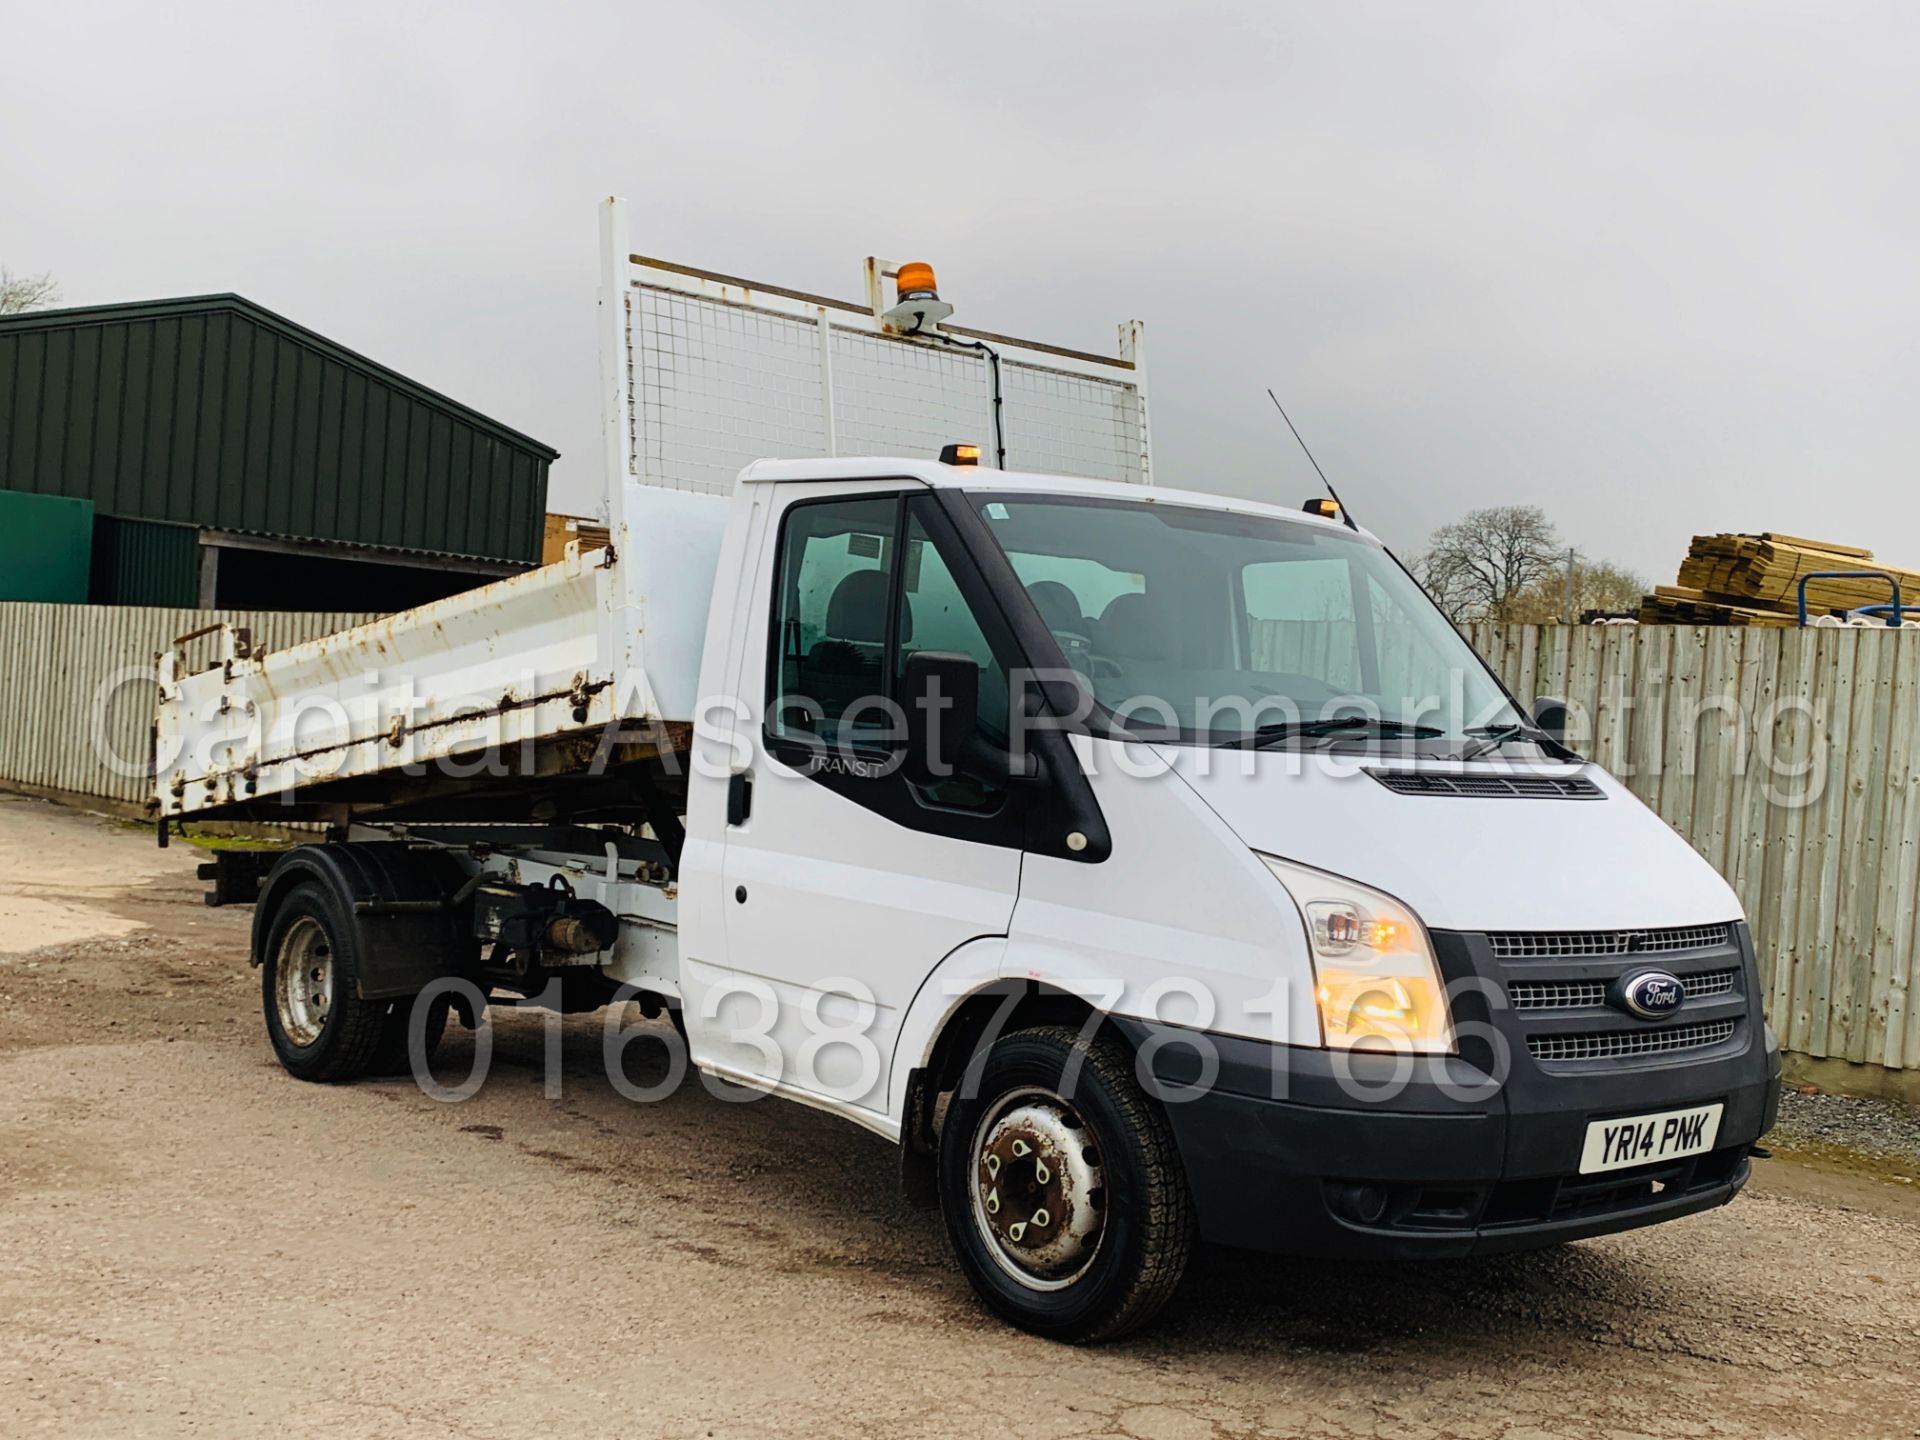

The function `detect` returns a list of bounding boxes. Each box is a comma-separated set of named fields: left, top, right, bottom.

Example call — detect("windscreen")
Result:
left=971, top=492, right=1522, bottom=744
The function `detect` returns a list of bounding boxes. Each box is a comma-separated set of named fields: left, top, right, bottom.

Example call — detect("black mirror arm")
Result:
left=957, top=735, right=1044, bottom=788
left=1528, top=695, right=1582, bottom=762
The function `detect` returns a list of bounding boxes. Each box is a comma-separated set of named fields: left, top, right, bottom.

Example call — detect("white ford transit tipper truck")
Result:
left=154, top=205, right=1778, bottom=1340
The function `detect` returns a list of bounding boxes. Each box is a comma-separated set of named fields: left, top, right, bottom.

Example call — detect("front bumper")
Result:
left=1112, top=924, right=1781, bottom=1259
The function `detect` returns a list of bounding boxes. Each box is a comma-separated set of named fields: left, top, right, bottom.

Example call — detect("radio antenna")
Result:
left=1266, top=388, right=1359, bottom=531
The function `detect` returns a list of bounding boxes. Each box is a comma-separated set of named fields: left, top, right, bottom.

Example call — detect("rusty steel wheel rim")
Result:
left=969, top=1086, right=1107, bottom=1291
left=274, top=915, right=334, bottom=1048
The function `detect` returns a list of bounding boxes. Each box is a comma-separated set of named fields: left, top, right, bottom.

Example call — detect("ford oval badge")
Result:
left=1617, top=970, right=1685, bottom=1020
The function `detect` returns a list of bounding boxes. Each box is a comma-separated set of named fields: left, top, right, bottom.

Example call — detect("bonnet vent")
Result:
left=1366, top=769, right=1604, bottom=800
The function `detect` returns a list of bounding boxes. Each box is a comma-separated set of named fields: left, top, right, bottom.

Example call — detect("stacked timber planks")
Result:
left=1638, top=534, right=1919, bottom=625
left=541, top=513, right=612, bottom=566
left=1637, top=586, right=1798, bottom=626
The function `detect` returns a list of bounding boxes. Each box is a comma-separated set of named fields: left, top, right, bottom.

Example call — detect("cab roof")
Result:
left=732, top=456, right=1373, bottom=541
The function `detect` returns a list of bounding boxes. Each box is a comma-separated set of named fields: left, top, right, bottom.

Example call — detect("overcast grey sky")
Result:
left=4, top=0, right=1914, bottom=579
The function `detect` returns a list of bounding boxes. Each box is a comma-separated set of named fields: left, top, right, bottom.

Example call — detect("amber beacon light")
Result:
left=895, top=262, right=939, bottom=297
left=883, top=261, right=955, bottom=332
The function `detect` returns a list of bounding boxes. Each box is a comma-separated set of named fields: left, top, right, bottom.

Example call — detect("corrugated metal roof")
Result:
left=0, top=294, right=558, bottom=566
left=0, top=295, right=557, bottom=458
left=202, top=526, right=533, bottom=571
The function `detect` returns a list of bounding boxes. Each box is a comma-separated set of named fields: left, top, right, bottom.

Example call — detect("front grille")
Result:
left=1508, top=967, right=1739, bottom=1011
left=1488, top=923, right=1731, bottom=960
left=1528, top=1018, right=1737, bottom=1063
left=1509, top=978, right=1610, bottom=1010
left=1368, top=769, right=1604, bottom=800
left=1680, top=967, right=1737, bottom=999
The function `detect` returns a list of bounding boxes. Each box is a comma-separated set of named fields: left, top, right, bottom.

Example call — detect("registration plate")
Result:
left=1579, top=1103, right=1723, bottom=1174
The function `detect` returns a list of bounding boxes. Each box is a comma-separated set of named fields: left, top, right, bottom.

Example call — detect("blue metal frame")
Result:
left=1796, top=570, right=1904, bottom=627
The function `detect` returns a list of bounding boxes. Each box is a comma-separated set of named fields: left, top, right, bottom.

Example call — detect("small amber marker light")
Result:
left=1303, top=497, right=1340, bottom=519
left=940, top=442, right=981, bottom=466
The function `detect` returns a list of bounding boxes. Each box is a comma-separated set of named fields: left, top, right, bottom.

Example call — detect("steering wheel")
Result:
left=1049, top=628, right=1124, bottom=680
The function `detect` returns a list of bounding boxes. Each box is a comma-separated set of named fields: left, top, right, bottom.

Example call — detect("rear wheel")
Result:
left=938, top=1025, right=1194, bottom=1342
left=261, top=882, right=386, bottom=1082
left=368, top=992, right=451, bottom=1076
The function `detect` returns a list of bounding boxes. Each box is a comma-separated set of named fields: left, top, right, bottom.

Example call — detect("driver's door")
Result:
left=696, top=485, right=1026, bottom=1120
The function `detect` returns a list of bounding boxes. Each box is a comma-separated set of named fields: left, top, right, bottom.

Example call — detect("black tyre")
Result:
left=938, top=1025, right=1194, bottom=1342
left=260, top=881, right=387, bottom=1083
left=368, top=992, right=451, bottom=1076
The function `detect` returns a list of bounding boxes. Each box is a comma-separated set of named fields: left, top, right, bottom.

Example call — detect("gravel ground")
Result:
left=1771, top=1086, right=1920, bottom=1172
left=5, top=790, right=1920, bottom=1440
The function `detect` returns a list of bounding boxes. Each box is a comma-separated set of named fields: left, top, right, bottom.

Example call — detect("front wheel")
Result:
left=937, top=1025, right=1194, bottom=1342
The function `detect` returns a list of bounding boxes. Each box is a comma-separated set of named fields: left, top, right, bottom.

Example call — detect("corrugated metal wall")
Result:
left=0, top=296, right=554, bottom=563
left=89, top=516, right=201, bottom=607
left=0, top=604, right=373, bottom=808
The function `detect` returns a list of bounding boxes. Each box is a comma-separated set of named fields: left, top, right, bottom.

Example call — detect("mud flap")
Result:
left=899, top=1068, right=940, bottom=1212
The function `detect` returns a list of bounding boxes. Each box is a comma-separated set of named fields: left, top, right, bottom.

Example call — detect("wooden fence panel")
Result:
left=1468, top=622, right=1920, bottom=1073
left=1879, top=635, right=1920, bottom=1068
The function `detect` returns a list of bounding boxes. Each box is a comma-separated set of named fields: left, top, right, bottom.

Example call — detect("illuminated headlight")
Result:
left=1259, top=854, right=1455, bottom=1055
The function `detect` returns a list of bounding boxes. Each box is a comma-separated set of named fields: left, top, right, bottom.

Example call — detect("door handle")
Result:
left=727, top=771, right=753, bottom=826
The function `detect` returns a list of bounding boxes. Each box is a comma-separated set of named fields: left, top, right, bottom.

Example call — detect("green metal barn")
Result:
left=0, top=295, right=558, bottom=609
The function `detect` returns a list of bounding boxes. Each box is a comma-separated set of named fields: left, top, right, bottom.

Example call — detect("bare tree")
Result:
left=1503, top=558, right=1648, bottom=623
left=0, top=267, right=60, bottom=315
left=1407, top=545, right=1481, bottom=623
left=1410, top=505, right=1560, bottom=623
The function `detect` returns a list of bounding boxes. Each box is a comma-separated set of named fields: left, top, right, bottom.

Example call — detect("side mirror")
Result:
left=1532, top=695, right=1570, bottom=741
left=903, top=651, right=980, bottom=780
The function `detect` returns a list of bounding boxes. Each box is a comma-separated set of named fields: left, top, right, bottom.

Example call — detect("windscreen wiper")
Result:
left=1236, top=716, right=1445, bottom=750
left=1457, top=721, right=1578, bottom=763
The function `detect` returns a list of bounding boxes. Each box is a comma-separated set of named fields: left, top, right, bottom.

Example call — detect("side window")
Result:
left=895, top=503, right=1010, bottom=812
left=767, top=493, right=1013, bottom=817
left=770, top=496, right=900, bottom=746
left=1003, top=554, right=1146, bottom=631
left=1242, top=557, right=1362, bottom=691
left=896, top=508, right=1010, bottom=748
left=1365, top=572, right=1453, bottom=707
left=1243, top=556, right=1356, bottom=624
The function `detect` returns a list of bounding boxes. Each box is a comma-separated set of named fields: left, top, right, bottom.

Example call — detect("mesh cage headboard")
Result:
left=597, top=203, right=1150, bottom=501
